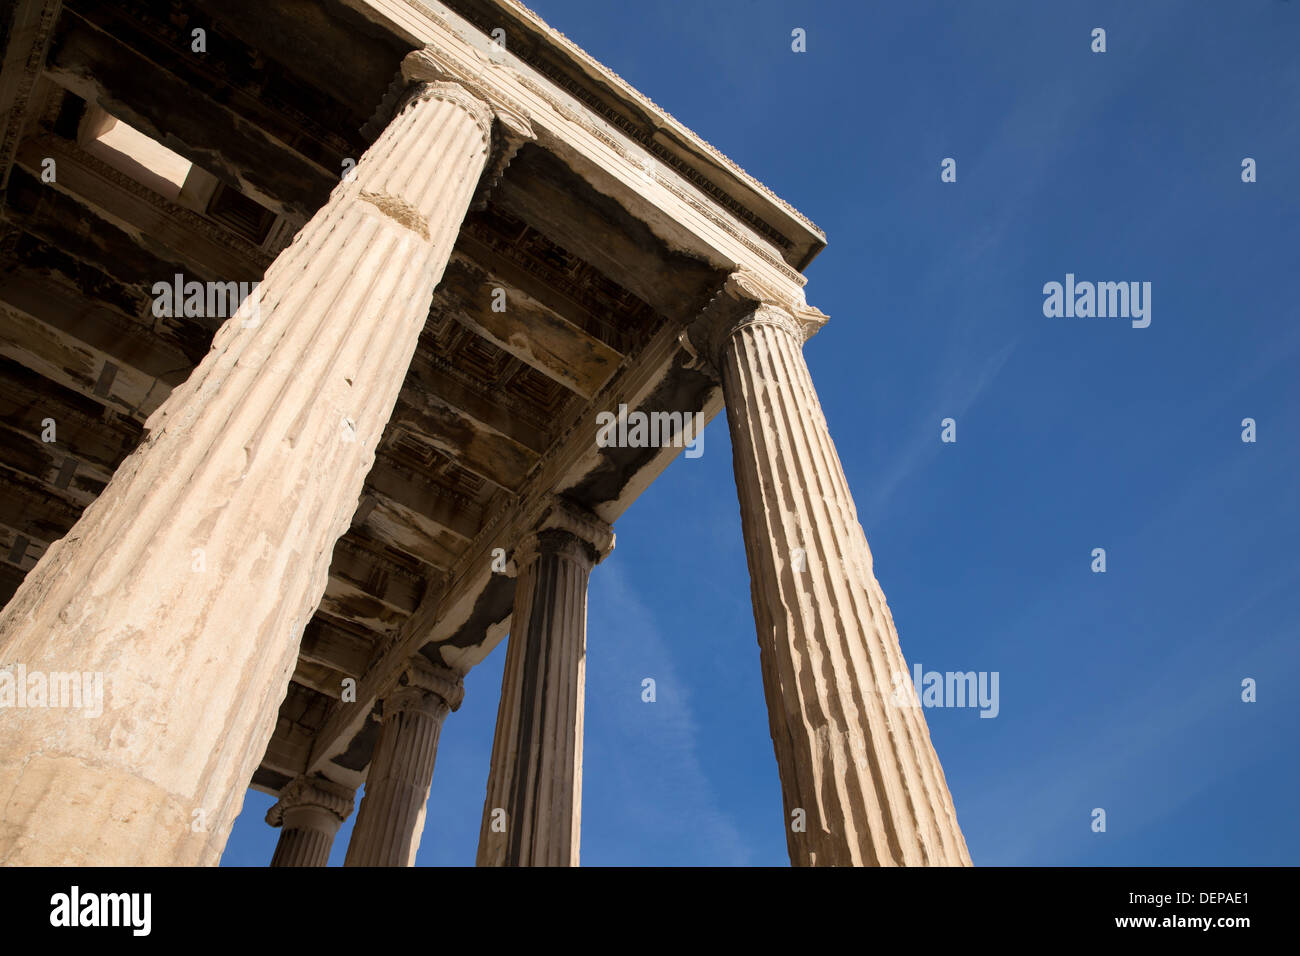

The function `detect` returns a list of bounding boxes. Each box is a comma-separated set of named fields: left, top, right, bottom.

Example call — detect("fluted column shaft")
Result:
left=718, top=303, right=972, bottom=867
left=0, top=67, right=496, bottom=865
left=344, top=661, right=463, bottom=867
left=477, top=503, right=612, bottom=867
left=270, top=809, right=339, bottom=868
left=267, top=776, right=355, bottom=867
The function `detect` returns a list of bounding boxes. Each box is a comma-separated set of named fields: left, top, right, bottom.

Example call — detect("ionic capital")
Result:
left=399, top=77, right=495, bottom=141
left=398, top=46, right=534, bottom=148
left=391, top=46, right=536, bottom=210
left=266, top=775, right=355, bottom=827
left=514, top=498, right=615, bottom=572
left=684, top=271, right=830, bottom=373
left=381, top=657, right=465, bottom=719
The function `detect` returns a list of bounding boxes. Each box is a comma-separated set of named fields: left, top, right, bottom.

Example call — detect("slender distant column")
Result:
left=344, top=660, right=463, bottom=867
left=477, top=501, right=613, bottom=867
left=0, top=47, right=529, bottom=866
left=267, top=776, right=355, bottom=867
left=691, top=273, right=972, bottom=867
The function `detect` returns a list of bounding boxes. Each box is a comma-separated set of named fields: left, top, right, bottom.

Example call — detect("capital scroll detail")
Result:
left=685, top=271, right=830, bottom=374
left=400, top=47, right=534, bottom=143
left=512, top=497, right=615, bottom=573
left=266, top=775, right=355, bottom=827
left=380, top=656, right=465, bottom=720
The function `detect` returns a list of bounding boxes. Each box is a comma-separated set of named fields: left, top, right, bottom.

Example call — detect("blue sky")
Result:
left=222, top=0, right=1299, bottom=866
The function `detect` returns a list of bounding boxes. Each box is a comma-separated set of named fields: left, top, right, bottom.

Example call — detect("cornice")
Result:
left=510, top=72, right=808, bottom=289
left=371, top=2, right=813, bottom=289
left=420, top=0, right=824, bottom=247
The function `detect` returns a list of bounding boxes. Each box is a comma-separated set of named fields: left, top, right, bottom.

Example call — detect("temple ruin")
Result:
left=0, top=0, right=970, bottom=866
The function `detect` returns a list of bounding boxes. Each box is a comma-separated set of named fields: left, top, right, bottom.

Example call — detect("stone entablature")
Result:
left=354, top=0, right=821, bottom=306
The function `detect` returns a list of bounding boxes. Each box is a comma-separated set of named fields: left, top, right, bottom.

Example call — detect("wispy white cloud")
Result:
left=863, top=338, right=1018, bottom=518
left=584, top=561, right=753, bottom=865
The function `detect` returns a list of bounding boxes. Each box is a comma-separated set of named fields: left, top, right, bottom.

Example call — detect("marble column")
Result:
left=0, top=49, right=526, bottom=866
left=692, top=273, right=972, bottom=867
left=344, top=659, right=463, bottom=867
left=477, top=501, right=613, bottom=867
left=267, top=775, right=355, bottom=867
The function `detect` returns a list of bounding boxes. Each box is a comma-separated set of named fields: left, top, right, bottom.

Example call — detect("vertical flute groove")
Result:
left=478, top=512, right=609, bottom=867
left=719, top=310, right=972, bottom=867
left=345, top=692, right=450, bottom=867
left=0, top=78, right=495, bottom=866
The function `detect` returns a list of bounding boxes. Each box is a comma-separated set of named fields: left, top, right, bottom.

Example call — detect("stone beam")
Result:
left=330, top=537, right=425, bottom=616
left=259, top=683, right=337, bottom=786
left=290, top=660, right=351, bottom=701
left=353, top=492, right=468, bottom=572
left=260, top=721, right=315, bottom=782
left=398, top=354, right=549, bottom=455
left=7, top=163, right=198, bottom=287
left=386, top=390, right=539, bottom=492
left=0, top=300, right=162, bottom=419
left=453, top=226, right=643, bottom=355
left=1, top=522, right=45, bottom=574
left=184, top=0, right=413, bottom=129
left=363, top=458, right=483, bottom=542
left=0, top=561, right=29, bottom=610
left=3, top=166, right=219, bottom=365
left=15, top=135, right=272, bottom=282
left=318, top=577, right=414, bottom=635
left=432, top=0, right=825, bottom=267
left=0, top=270, right=192, bottom=413
left=0, top=467, right=81, bottom=546
left=491, top=145, right=722, bottom=323
left=0, top=357, right=138, bottom=510
left=0, top=356, right=141, bottom=476
left=0, top=0, right=62, bottom=193
left=562, top=352, right=722, bottom=513
left=0, top=422, right=106, bottom=507
left=299, top=617, right=376, bottom=678
left=44, top=12, right=337, bottom=220
left=435, top=253, right=622, bottom=400
left=317, top=536, right=424, bottom=636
